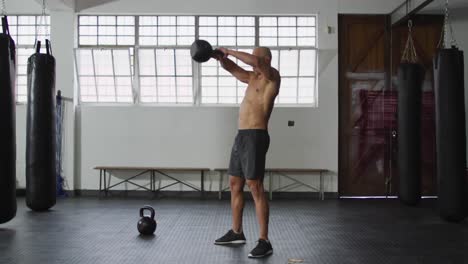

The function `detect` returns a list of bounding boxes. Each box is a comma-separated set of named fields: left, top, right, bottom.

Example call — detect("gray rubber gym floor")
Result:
left=0, top=197, right=467, bottom=264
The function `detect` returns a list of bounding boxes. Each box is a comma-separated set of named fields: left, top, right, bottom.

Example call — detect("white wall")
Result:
left=3, top=0, right=42, bottom=13
left=79, top=105, right=337, bottom=191
left=49, top=11, right=76, bottom=190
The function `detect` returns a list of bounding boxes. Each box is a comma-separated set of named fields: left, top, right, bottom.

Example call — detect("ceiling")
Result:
left=34, top=0, right=117, bottom=11
left=421, top=0, right=468, bottom=14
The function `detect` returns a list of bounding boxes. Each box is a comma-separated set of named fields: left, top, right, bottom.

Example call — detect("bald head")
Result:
left=253, top=47, right=272, bottom=60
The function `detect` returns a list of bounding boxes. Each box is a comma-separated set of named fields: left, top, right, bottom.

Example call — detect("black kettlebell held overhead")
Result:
left=137, top=205, right=157, bottom=235
left=190, top=39, right=224, bottom=63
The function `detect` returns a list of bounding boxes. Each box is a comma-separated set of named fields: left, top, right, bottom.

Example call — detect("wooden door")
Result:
left=339, top=15, right=391, bottom=196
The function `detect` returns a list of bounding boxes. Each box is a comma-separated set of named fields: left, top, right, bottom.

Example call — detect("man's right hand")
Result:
left=212, top=48, right=227, bottom=60
left=212, top=51, right=224, bottom=61
left=216, top=47, right=229, bottom=57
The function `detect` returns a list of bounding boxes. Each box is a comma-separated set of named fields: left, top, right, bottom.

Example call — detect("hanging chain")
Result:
left=37, top=0, right=49, bottom=41
left=446, top=0, right=457, bottom=47
left=1, top=0, right=6, bottom=16
left=401, top=20, right=418, bottom=63
left=444, top=0, right=449, bottom=47
left=438, top=0, right=458, bottom=49
left=42, top=0, right=49, bottom=39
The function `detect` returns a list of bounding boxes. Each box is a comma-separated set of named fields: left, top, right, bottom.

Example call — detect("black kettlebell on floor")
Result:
left=190, top=39, right=224, bottom=63
left=137, top=205, right=157, bottom=235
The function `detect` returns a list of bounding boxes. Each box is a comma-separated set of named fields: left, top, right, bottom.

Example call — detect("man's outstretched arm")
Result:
left=214, top=54, right=252, bottom=84
left=219, top=49, right=259, bottom=67
left=218, top=48, right=273, bottom=80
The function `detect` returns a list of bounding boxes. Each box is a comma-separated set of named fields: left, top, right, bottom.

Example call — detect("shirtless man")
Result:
left=212, top=47, right=281, bottom=258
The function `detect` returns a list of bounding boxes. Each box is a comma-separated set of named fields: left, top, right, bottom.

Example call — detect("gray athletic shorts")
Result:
left=228, top=129, right=270, bottom=180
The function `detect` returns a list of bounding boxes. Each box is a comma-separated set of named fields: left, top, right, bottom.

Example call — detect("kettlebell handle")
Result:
left=140, top=205, right=155, bottom=219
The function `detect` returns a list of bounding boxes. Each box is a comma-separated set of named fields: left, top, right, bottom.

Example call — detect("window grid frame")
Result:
left=78, top=15, right=136, bottom=47
left=0, top=15, right=51, bottom=103
left=137, top=47, right=194, bottom=104
left=259, top=16, right=317, bottom=48
left=198, top=15, right=256, bottom=48
left=75, top=48, right=134, bottom=103
left=77, top=15, right=318, bottom=106
left=273, top=48, right=317, bottom=105
left=137, top=15, right=196, bottom=47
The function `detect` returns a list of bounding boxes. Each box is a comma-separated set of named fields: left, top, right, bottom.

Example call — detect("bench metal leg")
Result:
left=106, top=170, right=111, bottom=197
left=152, top=170, right=156, bottom=192
left=150, top=170, right=153, bottom=192
left=158, top=173, right=161, bottom=191
left=149, top=171, right=153, bottom=192
left=151, top=170, right=156, bottom=196
left=107, top=171, right=111, bottom=191
left=201, top=170, right=205, bottom=198
left=104, top=169, right=108, bottom=197
left=99, top=169, right=102, bottom=197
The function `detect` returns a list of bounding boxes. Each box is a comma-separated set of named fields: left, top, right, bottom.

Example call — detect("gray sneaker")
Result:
left=248, top=239, right=273, bottom=258
left=214, top=229, right=247, bottom=245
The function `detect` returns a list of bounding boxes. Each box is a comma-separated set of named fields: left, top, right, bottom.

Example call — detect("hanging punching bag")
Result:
left=26, top=40, right=57, bottom=211
left=398, top=63, right=425, bottom=206
left=0, top=16, right=17, bottom=223
left=434, top=47, right=467, bottom=222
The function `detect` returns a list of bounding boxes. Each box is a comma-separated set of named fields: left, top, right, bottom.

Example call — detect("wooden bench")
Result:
left=94, top=166, right=210, bottom=197
left=214, top=168, right=328, bottom=200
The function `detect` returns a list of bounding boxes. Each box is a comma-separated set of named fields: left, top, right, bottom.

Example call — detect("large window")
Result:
left=138, top=49, right=193, bottom=103
left=76, top=15, right=317, bottom=106
left=139, top=16, right=195, bottom=46
left=75, top=49, right=133, bottom=103
left=259, top=16, right=317, bottom=104
left=77, top=16, right=136, bottom=103
left=199, top=16, right=255, bottom=46
left=199, top=16, right=255, bottom=104
left=137, top=16, right=195, bottom=103
left=0, top=15, right=50, bottom=102
left=78, top=15, right=135, bottom=46
left=259, top=16, right=316, bottom=46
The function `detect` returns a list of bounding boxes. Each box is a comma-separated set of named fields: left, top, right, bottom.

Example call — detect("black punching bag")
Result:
left=26, top=40, right=57, bottom=211
left=398, top=63, right=425, bottom=206
left=434, top=47, right=468, bottom=222
left=0, top=17, right=17, bottom=223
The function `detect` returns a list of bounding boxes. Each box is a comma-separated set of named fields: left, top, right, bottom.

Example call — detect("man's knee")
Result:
left=247, top=180, right=264, bottom=195
left=230, top=176, right=245, bottom=193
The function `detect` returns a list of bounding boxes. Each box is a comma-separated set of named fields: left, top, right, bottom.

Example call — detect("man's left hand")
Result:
left=216, top=47, right=229, bottom=58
